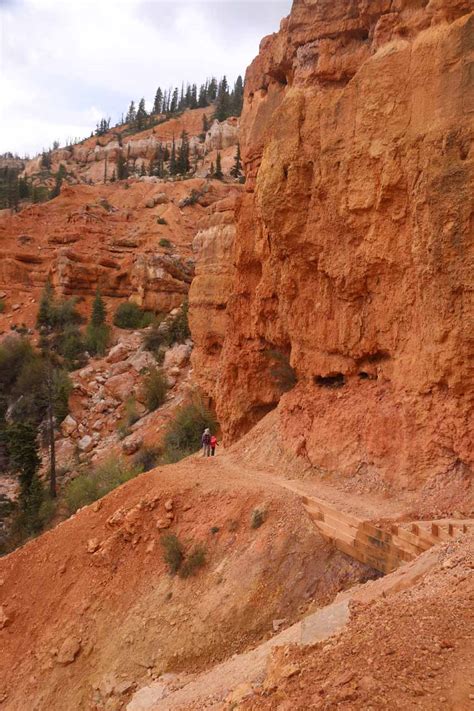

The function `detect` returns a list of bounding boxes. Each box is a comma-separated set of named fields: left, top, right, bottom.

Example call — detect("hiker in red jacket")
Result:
left=210, top=434, right=218, bottom=456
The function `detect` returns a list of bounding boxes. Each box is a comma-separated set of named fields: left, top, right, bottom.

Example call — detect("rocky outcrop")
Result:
left=198, top=0, right=474, bottom=489
left=0, top=179, right=234, bottom=332
left=22, top=109, right=239, bottom=184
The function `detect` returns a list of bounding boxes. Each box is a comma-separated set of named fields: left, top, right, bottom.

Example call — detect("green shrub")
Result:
left=144, top=367, right=168, bottom=411
left=161, top=396, right=217, bottom=463
left=142, top=321, right=166, bottom=355
left=116, top=397, right=140, bottom=440
left=157, top=216, right=167, bottom=225
left=161, top=534, right=184, bottom=574
left=134, top=446, right=161, bottom=472
left=251, top=508, right=266, bottom=529
left=180, top=189, right=202, bottom=207
left=57, top=325, right=87, bottom=370
left=0, top=299, right=5, bottom=313
left=51, top=297, right=83, bottom=329
left=64, top=458, right=141, bottom=514
left=140, top=302, right=189, bottom=354
left=114, top=302, right=155, bottom=330
left=117, top=421, right=131, bottom=440
left=124, top=396, right=140, bottom=426
left=179, top=545, right=206, bottom=578
left=159, top=238, right=172, bottom=248
left=166, top=300, right=190, bottom=345
left=86, top=324, right=110, bottom=357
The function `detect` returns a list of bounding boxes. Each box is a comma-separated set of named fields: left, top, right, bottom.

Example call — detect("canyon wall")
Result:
left=188, top=190, right=242, bottom=405
left=195, top=0, right=474, bottom=489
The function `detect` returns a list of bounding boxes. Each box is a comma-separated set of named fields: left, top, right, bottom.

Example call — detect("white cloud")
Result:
left=0, top=0, right=291, bottom=156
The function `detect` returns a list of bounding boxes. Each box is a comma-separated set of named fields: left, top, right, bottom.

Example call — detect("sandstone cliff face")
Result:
left=188, top=190, right=242, bottom=404
left=200, top=0, right=474, bottom=489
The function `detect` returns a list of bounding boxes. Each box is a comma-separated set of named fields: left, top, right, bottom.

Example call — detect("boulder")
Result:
left=87, top=538, right=100, bottom=553
left=78, top=435, right=93, bottom=453
left=0, top=605, right=11, bottom=630
left=56, top=636, right=81, bottom=665
left=163, top=344, right=192, bottom=370
left=61, top=415, right=78, bottom=436
left=122, top=435, right=143, bottom=456
left=105, top=372, right=136, bottom=402
left=128, top=351, right=156, bottom=373
left=56, top=439, right=77, bottom=469
left=109, top=361, right=130, bottom=376
left=106, top=343, right=130, bottom=364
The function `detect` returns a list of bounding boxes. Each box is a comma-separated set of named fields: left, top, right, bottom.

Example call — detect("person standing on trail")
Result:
left=210, top=434, right=218, bottom=456
left=202, top=428, right=211, bottom=457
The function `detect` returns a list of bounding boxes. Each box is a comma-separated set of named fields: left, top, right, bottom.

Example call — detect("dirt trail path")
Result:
left=215, top=453, right=410, bottom=523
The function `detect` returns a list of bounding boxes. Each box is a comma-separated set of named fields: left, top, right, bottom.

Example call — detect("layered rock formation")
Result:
left=0, top=178, right=233, bottom=332
left=23, top=109, right=239, bottom=184
left=195, top=0, right=474, bottom=490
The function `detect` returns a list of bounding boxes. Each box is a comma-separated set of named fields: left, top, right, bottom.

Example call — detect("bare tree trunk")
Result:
left=46, top=365, right=57, bottom=499
left=49, top=400, right=56, bottom=498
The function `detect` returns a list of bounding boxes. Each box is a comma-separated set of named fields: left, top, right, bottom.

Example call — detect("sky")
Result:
left=0, top=0, right=292, bottom=157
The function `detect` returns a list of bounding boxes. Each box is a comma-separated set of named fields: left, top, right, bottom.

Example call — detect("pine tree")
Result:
left=198, top=84, right=209, bottom=108
left=86, top=290, right=109, bottom=356
left=170, top=88, right=179, bottom=114
left=91, top=289, right=106, bottom=327
left=41, top=151, right=52, bottom=170
left=214, top=76, right=230, bottom=122
left=215, top=152, right=223, bottom=180
left=7, top=421, right=43, bottom=530
left=136, top=98, right=148, bottom=130
left=37, top=279, right=55, bottom=331
left=232, top=76, right=244, bottom=116
left=208, top=77, right=218, bottom=101
left=126, top=100, right=136, bottom=124
left=169, top=137, right=177, bottom=175
left=190, top=84, right=198, bottom=109
left=117, top=152, right=128, bottom=180
left=49, top=164, right=66, bottom=200
left=18, top=176, right=30, bottom=199
left=179, top=83, right=186, bottom=111
left=153, top=87, right=163, bottom=114
left=169, top=87, right=179, bottom=114
left=230, top=144, right=242, bottom=179
left=177, top=131, right=190, bottom=174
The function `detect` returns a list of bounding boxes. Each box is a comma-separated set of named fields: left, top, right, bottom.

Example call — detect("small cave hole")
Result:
left=314, top=373, right=346, bottom=389
left=283, top=165, right=289, bottom=180
left=358, top=371, right=371, bottom=380
left=359, top=351, right=390, bottom=365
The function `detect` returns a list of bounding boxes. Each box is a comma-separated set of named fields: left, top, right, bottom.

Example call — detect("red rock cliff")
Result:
left=202, top=0, right=474, bottom=489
